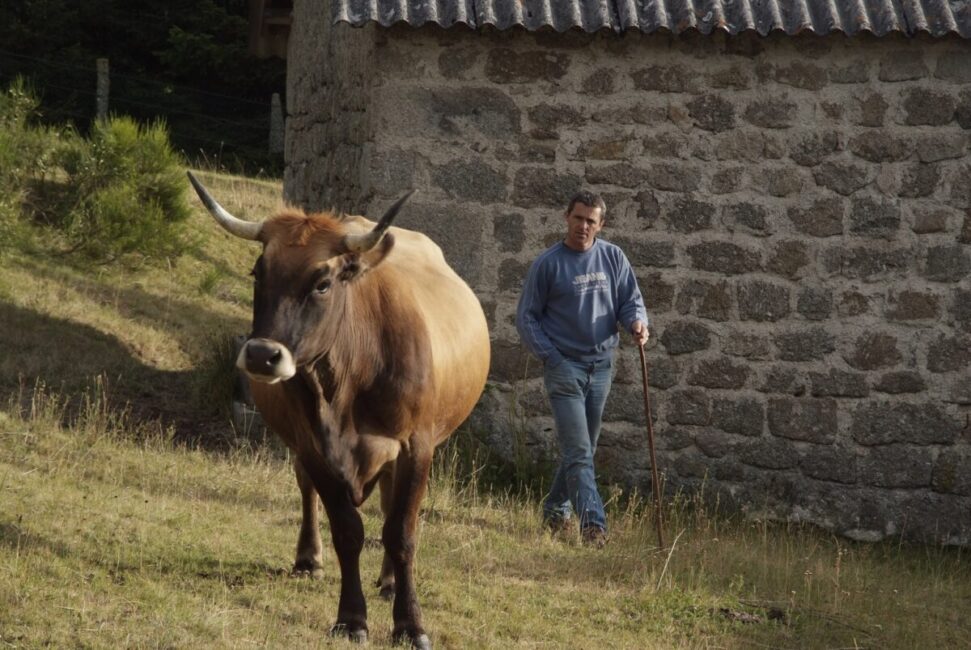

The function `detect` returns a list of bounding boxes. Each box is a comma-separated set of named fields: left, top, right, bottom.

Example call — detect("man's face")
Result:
left=563, top=202, right=603, bottom=252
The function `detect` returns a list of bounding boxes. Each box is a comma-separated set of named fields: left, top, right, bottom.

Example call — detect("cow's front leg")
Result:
left=384, top=442, right=433, bottom=650
left=312, top=465, right=368, bottom=643
left=376, top=465, right=396, bottom=600
left=292, top=459, right=324, bottom=578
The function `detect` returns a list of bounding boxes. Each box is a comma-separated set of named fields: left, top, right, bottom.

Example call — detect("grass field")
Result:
left=1, top=172, right=969, bottom=649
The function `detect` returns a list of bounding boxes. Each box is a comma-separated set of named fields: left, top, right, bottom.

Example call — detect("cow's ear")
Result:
left=338, top=233, right=395, bottom=282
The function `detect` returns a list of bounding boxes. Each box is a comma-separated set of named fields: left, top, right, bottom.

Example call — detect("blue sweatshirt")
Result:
left=516, top=238, right=648, bottom=367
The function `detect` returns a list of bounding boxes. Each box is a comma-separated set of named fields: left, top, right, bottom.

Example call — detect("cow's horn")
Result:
left=186, top=171, right=262, bottom=241
left=344, top=190, right=416, bottom=253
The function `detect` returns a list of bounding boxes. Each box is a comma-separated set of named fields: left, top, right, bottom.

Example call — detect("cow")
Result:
left=187, top=172, right=490, bottom=649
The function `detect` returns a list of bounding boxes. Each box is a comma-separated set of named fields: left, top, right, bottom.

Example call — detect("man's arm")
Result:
left=516, top=259, right=565, bottom=367
left=615, top=252, right=650, bottom=346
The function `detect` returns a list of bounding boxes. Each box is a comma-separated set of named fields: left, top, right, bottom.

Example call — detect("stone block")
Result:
left=763, top=166, right=805, bottom=197
left=809, top=369, right=868, bottom=398
left=511, top=167, right=582, bottom=208
left=638, top=272, right=675, bottom=312
left=739, top=437, right=799, bottom=470
left=899, top=164, right=942, bottom=198
left=789, top=131, right=841, bottom=166
left=493, top=213, right=525, bottom=253
left=773, top=61, right=828, bottom=90
left=485, top=48, right=569, bottom=83
left=711, top=167, right=745, bottom=194
left=688, top=242, right=761, bottom=275
left=878, top=51, right=928, bottom=81
left=586, top=162, right=650, bottom=189
left=711, top=397, right=764, bottom=436
left=851, top=401, right=961, bottom=445
left=581, top=68, right=617, bottom=95
left=675, top=280, right=732, bottom=322
left=497, top=259, right=530, bottom=293
left=932, top=449, right=971, bottom=495
left=927, top=335, right=971, bottom=373
left=430, top=86, right=522, bottom=139
left=686, top=94, right=735, bottom=132
left=738, top=280, right=790, bottom=322
left=767, top=241, right=810, bottom=280
left=489, top=339, right=542, bottom=382
left=799, top=446, right=857, bottom=484
left=631, top=64, right=693, bottom=93
left=775, top=328, right=836, bottom=362
left=431, top=159, right=507, bottom=203
left=722, top=203, right=770, bottom=236
left=797, top=287, right=833, bottom=321
left=648, top=163, right=701, bottom=192
left=664, top=197, right=716, bottom=232
left=935, top=50, right=971, bottom=83
left=859, top=446, right=934, bottom=488
left=688, top=357, right=751, bottom=389
left=885, top=290, right=941, bottom=321
left=660, top=321, right=712, bottom=355
left=666, top=389, right=711, bottom=425
left=743, top=97, right=797, bottom=129
left=610, top=236, right=675, bottom=268
left=856, top=92, right=889, bottom=127
left=722, top=332, right=771, bottom=360
left=848, top=131, right=913, bottom=162
left=824, top=246, right=910, bottom=282
left=874, top=371, right=927, bottom=394
left=812, top=162, right=871, bottom=196
left=923, top=245, right=970, bottom=282
left=838, top=291, right=871, bottom=317
left=916, top=134, right=967, bottom=162
left=903, top=88, right=956, bottom=126
left=844, top=332, right=901, bottom=370
left=910, top=207, right=950, bottom=233
left=849, top=196, right=901, bottom=239
left=758, top=365, right=808, bottom=396
left=767, top=397, right=838, bottom=444
left=788, top=197, right=845, bottom=237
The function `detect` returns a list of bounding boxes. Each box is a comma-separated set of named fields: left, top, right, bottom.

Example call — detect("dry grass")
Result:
left=1, top=170, right=969, bottom=649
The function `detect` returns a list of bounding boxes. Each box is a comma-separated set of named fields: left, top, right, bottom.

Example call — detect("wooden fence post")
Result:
left=96, top=58, right=109, bottom=122
left=269, top=92, right=284, bottom=154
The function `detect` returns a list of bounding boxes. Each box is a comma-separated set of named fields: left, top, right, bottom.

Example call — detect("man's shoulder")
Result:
left=532, top=241, right=566, bottom=266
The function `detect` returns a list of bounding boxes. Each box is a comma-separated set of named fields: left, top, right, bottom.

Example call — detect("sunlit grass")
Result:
left=1, top=384, right=968, bottom=649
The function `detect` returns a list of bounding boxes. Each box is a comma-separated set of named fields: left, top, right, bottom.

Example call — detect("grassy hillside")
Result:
left=1, top=173, right=969, bottom=649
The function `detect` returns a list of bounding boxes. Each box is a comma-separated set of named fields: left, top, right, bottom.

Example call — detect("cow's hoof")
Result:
left=377, top=583, right=395, bottom=601
left=291, top=562, right=324, bottom=579
left=331, top=623, right=368, bottom=644
left=392, top=631, right=431, bottom=649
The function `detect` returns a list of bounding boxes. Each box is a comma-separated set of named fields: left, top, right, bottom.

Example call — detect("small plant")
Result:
left=57, top=116, right=191, bottom=265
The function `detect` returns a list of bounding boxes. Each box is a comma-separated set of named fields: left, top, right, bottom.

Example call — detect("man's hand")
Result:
left=631, top=320, right=649, bottom=347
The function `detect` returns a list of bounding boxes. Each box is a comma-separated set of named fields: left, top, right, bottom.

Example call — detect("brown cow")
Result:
left=187, top=172, right=489, bottom=649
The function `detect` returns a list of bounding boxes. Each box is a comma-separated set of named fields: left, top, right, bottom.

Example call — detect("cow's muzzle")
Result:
left=237, top=338, right=297, bottom=383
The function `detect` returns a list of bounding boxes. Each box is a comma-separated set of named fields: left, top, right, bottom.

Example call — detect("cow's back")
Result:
left=346, top=217, right=490, bottom=442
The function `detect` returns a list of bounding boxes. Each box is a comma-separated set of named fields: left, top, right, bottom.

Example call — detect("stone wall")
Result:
left=287, top=12, right=971, bottom=544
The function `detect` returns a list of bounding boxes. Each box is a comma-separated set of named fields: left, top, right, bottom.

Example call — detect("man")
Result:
left=516, top=191, right=649, bottom=547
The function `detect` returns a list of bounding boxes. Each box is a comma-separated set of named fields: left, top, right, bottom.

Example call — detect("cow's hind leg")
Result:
left=292, top=460, right=324, bottom=578
left=375, top=464, right=396, bottom=600
left=313, top=467, right=369, bottom=643
left=384, top=442, right=433, bottom=650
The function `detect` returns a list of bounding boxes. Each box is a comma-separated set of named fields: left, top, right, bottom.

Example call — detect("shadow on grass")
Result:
left=0, top=299, right=242, bottom=447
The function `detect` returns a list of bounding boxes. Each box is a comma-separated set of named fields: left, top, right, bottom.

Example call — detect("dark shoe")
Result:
left=545, top=516, right=574, bottom=537
left=581, top=526, right=608, bottom=548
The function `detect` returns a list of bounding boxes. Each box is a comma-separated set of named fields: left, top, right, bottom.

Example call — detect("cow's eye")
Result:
left=315, top=279, right=332, bottom=295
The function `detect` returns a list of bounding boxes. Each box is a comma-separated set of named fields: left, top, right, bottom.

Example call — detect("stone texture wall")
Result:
left=287, top=10, right=971, bottom=544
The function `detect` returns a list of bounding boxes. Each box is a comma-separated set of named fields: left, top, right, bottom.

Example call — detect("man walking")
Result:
left=516, top=191, right=649, bottom=547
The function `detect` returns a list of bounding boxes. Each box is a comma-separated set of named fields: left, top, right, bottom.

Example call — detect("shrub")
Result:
left=58, top=116, right=191, bottom=265
left=0, top=79, right=61, bottom=253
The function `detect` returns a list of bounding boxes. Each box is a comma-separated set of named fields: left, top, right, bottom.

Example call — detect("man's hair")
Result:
left=566, top=191, right=607, bottom=222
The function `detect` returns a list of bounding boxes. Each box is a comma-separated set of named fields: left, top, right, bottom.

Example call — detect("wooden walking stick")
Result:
left=638, top=343, right=665, bottom=548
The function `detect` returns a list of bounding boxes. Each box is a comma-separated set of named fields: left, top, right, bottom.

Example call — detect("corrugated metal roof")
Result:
left=333, top=0, right=971, bottom=37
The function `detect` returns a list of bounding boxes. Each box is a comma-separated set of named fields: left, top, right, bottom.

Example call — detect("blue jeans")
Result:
left=542, top=356, right=613, bottom=532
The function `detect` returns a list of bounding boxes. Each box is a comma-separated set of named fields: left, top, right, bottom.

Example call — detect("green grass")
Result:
left=1, top=171, right=969, bottom=649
